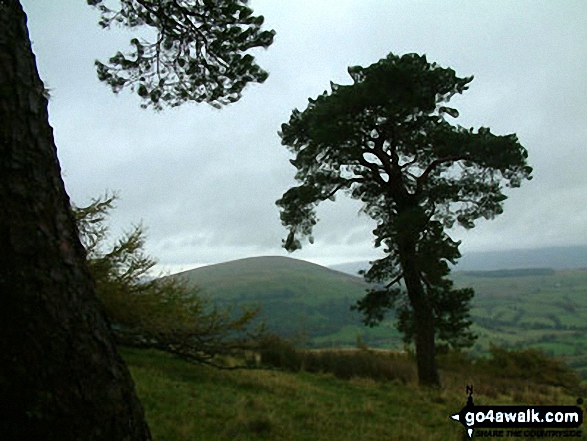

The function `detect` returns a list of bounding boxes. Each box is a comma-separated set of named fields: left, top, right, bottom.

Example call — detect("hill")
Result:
left=451, top=268, right=587, bottom=377
left=172, top=256, right=386, bottom=343
left=171, top=256, right=587, bottom=376
left=330, top=245, right=587, bottom=275
left=173, top=255, right=368, bottom=304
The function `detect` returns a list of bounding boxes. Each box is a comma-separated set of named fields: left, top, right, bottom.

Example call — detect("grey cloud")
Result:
left=21, top=0, right=587, bottom=272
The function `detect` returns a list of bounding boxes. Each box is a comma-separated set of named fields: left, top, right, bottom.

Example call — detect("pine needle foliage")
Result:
left=74, top=193, right=263, bottom=368
left=87, top=0, right=275, bottom=109
left=276, top=52, right=533, bottom=386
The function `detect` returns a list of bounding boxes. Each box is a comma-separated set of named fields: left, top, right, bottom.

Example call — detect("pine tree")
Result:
left=277, top=53, right=532, bottom=387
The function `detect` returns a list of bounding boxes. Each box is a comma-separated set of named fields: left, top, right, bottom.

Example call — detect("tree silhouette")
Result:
left=89, top=0, right=274, bottom=109
left=277, top=53, right=532, bottom=387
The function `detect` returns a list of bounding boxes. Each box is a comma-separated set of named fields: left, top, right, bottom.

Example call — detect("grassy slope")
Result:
left=121, top=347, right=587, bottom=441
left=173, top=256, right=389, bottom=345
left=174, top=256, right=369, bottom=305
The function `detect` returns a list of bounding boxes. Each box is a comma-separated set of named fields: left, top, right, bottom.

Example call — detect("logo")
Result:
left=450, top=385, right=584, bottom=438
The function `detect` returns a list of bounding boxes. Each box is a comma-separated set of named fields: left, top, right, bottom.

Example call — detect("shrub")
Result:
left=436, top=349, right=473, bottom=371
left=304, top=349, right=415, bottom=383
left=477, top=344, right=581, bottom=392
left=258, top=335, right=415, bottom=383
left=258, top=335, right=303, bottom=371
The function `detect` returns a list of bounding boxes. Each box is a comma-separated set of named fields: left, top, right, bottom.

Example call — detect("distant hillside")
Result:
left=453, top=246, right=587, bottom=271
left=331, top=245, right=587, bottom=275
left=168, top=255, right=587, bottom=377
left=170, top=256, right=389, bottom=345
left=453, top=268, right=587, bottom=377
left=173, top=256, right=368, bottom=303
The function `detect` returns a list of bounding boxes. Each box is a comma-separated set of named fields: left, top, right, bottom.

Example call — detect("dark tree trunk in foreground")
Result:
left=398, top=241, right=441, bottom=388
left=0, top=1, right=151, bottom=439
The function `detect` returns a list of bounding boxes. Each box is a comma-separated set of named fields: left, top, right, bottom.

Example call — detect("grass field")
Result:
left=121, top=347, right=587, bottom=441
left=452, top=269, right=587, bottom=376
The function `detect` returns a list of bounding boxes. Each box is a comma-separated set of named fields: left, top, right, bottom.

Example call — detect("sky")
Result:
left=21, top=0, right=587, bottom=274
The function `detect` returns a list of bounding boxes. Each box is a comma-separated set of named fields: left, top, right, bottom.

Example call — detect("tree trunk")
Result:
left=402, top=256, right=441, bottom=387
left=396, top=209, right=441, bottom=388
left=0, top=1, right=151, bottom=439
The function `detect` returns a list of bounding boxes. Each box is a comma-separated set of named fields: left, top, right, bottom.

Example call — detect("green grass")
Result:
left=120, top=347, right=587, bottom=441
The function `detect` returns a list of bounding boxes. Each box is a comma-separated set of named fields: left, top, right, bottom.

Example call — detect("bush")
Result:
left=436, top=349, right=473, bottom=371
left=304, top=349, right=415, bottom=383
left=258, top=335, right=415, bottom=383
left=477, top=344, right=581, bottom=392
left=258, top=335, right=303, bottom=371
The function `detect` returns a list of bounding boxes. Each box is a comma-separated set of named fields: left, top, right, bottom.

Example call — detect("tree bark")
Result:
left=401, top=252, right=441, bottom=387
left=396, top=208, right=441, bottom=388
left=0, top=1, right=151, bottom=439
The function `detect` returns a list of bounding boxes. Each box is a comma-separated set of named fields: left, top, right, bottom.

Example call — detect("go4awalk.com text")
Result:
left=450, top=386, right=584, bottom=438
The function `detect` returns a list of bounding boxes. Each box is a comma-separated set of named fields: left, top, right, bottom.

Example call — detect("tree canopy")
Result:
left=88, top=0, right=275, bottom=109
left=276, top=52, right=532, bottom=386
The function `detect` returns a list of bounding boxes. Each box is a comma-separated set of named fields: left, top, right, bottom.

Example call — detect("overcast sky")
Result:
left=22, top=0, right=587, bottom=274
